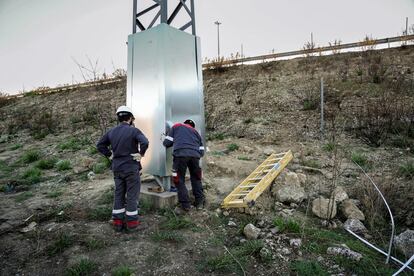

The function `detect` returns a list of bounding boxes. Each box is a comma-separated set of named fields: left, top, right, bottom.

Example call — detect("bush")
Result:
left=35, top=158, right=57, bottom=170
left=22, top=167, right=42, bottom=184
left=30, top=110, right=59, bottom=139
left=56, top=160, right=72, bottom=171
left=227, top=143, right=239, bottom=152
left=21, top=150, right=41, bottom=163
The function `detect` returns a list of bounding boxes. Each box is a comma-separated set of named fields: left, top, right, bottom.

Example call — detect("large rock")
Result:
left=243, top=223, right=261, bottom=240
left=343, top=219, right=368, bottom=234
left=331, top=186, right=349, bottom=203
left=327, top=246, right=362, bottom=261
left=312, top=197, right=337, bottom=219
left=394, top=229, right=414, bottom=258
left=285, top=171, right=301, bottom=187
left=274, top=172, right=306, bottom=204
left=341, top=199, right=365, bottom=221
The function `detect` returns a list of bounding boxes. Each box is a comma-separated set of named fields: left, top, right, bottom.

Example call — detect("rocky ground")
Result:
left=0, top=46, right=414, bottom=275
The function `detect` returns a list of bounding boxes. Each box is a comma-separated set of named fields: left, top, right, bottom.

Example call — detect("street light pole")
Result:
left=214, top=21, right=222, bottom=60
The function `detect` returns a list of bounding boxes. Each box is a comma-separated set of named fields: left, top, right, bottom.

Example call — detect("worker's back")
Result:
left=97, top=122, right=149, bottom=172
left=164, top=123, right=203, bottom=158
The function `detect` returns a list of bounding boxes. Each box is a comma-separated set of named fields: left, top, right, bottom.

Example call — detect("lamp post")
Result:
left=214, top=21, right=222, bottom=60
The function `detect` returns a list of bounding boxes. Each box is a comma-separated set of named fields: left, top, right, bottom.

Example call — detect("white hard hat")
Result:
left=116, top=105, right=133, bottom=115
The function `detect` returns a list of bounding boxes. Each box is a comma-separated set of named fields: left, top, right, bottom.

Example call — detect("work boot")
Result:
left=174, top=206, right=191, bottom=216
left=112, top=219, right=123, bottom=233
left=126, top=220, right=147, bottom=233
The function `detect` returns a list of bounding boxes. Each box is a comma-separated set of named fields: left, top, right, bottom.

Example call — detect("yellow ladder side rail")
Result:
left=222, top=153, right=279, bottom=205
left=243, top=150, right=293, bottom=205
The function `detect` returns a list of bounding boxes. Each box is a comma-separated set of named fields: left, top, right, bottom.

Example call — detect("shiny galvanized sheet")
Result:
left=126, top=23, right=205, bottom=180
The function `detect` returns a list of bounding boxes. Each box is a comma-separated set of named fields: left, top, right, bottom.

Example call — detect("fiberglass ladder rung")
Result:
left=221, top=150, right=293, bottom=209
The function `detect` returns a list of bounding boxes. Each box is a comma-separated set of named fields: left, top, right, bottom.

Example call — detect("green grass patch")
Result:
left=198, top=240, right=263, bottom=273
left=35, top=158, right=57, bottom=170
left=227, top=143, right=239, bottom=152
left=334, top=256, right=395, bottom=275
left=10, top=143, right=23, bottom=150
left=87, top=205, right=112, bottom=221
left=84, top=238, right=106, bottom=251
left=322, top=142, right=336, bottom=152
left=21, top=149, right=41, bottom=163
left=303, top=99, right=318, bottom=111
left=211, top=151, right=225, bottom=156
left=56, top=160, right=72, bottom=171
left=112, top=265, right=134, bottom=276
left=301, top=227, right=396, bottom=275
left=291, top=260, right=328, bottom=276
left=273, top=217, right=301, bottom=233
left=398, top=161, right=414, bottom=179
left=93, top=156, right=111, bottom=174
left=87, top=146, right=98, bottom=155
left=65, top=259, right=96, bottom=276
left=237, top=155, right=251, bottom=161
left=47, top=232, right=73, bottom=256
left=0, top=160, right=13, bottom=178
left=22, top=167, right=42, bottom=184
left=207, top=132, right=226, bottom=141
left=58, top=138, right=86, bottom=151
left=151, top=230, right=184, bottom=243
left=161, top=210, right=195, bottom=230
left=139, top=198, right=155, bottom=215
left=351, top=151, right=370, bottom=169
left=46, top=190, right=63, bottom=198
left=93, top=163, right=107, bottom=174
left=97, top=187, right=114, bottom=205
left=15, top=191, right=34, bottom=202
left=302, top=159, right=322, bottom=169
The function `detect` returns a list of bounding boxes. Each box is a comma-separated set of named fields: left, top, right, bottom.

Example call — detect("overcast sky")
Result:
left=0, top=0, right=413, bottom=94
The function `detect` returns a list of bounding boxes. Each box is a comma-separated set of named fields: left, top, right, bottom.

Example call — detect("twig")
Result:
left=223, top=245, right=246, bottom=276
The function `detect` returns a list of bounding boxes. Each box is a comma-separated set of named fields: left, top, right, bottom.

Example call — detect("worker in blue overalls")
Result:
left=97, top=106, right=149, bottom=232
left=163, top=119, right=205, bottom=215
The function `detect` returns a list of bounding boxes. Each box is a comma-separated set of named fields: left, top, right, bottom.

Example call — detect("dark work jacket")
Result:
left=97, top=122, right=149, bottom=173
left=163, top=123, right=204, bottom=158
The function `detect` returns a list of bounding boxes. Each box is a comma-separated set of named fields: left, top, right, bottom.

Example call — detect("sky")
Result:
left=0, top=0, right=413, bottom=94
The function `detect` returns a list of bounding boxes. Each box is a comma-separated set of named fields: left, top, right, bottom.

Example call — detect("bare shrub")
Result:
left=348, top=92, right=414, bottom=147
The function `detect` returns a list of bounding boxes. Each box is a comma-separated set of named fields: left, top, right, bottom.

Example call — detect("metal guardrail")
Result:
left=203, top=34, right=414, bottom=68
left=4, top=34, right=413, bottom=99
left=5, top=77, right=125, bottom=100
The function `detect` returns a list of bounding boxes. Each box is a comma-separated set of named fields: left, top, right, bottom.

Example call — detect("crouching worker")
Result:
left=97, top=106, right=149, bottom=232
left=163, top=119, right=205, bottom=215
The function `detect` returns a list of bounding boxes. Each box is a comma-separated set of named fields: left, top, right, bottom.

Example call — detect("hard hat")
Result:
left=116, top=106, right=133, bottom=116
left=184, top=119, right=195, bottom=128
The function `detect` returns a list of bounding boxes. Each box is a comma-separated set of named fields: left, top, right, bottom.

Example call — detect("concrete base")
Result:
left=140, top=180, right=192, bottom=209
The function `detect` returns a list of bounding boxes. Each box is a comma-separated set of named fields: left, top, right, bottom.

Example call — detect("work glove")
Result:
left=131, top=153, right=142, bottom=162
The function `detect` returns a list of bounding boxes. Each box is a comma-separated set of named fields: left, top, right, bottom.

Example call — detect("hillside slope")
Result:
left=0, top=46, right=413, bottom=275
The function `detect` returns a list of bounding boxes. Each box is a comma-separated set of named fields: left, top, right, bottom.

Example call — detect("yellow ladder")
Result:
left=221, top=150, right=293, bottom=209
